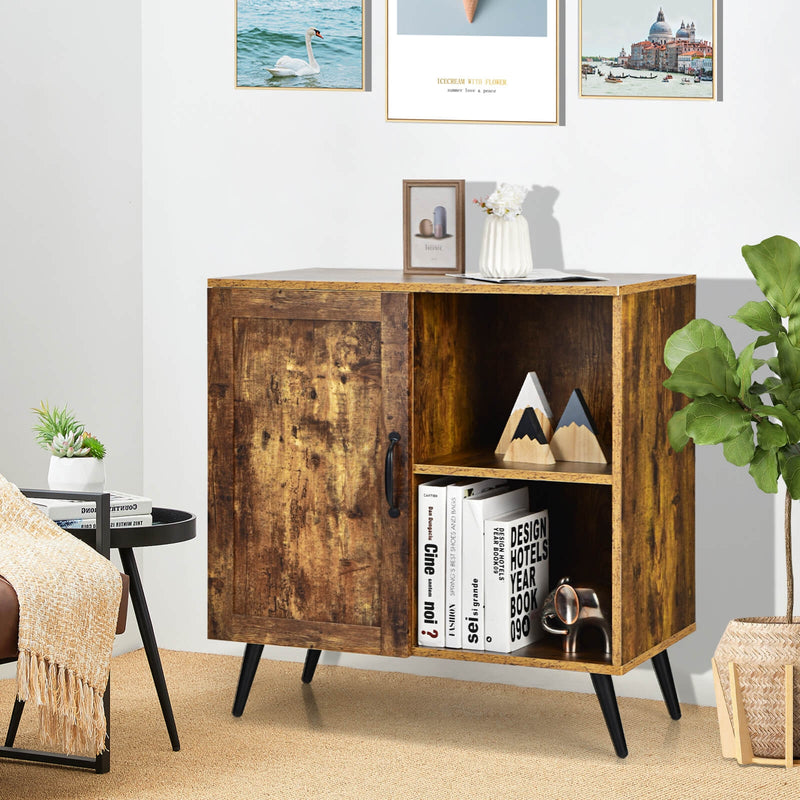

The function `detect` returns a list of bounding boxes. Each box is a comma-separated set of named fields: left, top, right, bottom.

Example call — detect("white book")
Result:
left=484, top=508, right=549, bottom=653
left=445, top=478, right=507, bottom=649
left=461, top=486, right=528, bottom=651
left=56, top=514, right=153, bottom=530
left=31, top=490, right=153, bottom=521
left=417, top=477, right=458, bottom=647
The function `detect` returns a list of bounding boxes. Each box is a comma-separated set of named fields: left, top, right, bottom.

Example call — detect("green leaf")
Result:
left=664, top=319, right=737, bottom=372
left=752, top=403, right=800, bottom=442
left=731, top=300, right=783, bottom=334
left=663, top=347, right=741, bottom=400
left=667, top=406, right=691, bottom=452
left=736, top=342, right=757, bottom=402
left=776, top=332, right=800, bottom=389
left=779, top=446, right=800, bottom=500
left=741, top=235, right=800, bottom=317
left=685, top=395, right=751, bottom=445
left=722, top=426, right=756, bottom=466
left=757, top=419, right=789, bottom=449
left=749, top=446, right=780, bottom=493
left=787, top=389, right=800, bottom=413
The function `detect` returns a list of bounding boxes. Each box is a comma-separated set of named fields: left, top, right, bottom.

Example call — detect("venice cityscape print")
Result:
left=581, top=1, right=715, bottom=99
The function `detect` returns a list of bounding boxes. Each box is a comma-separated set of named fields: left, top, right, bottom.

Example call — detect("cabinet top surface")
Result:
left=207, top=269, right=695, bottom=296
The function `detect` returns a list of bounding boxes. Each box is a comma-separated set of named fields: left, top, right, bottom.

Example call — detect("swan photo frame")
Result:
left=236, top=0, right=367, bottom=90
left=403, top=180, right=465, bottom=275
left=387, top=0, right=559, bottom=123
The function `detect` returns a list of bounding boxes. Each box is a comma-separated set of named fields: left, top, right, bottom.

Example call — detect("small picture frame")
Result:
left=403, top=180, right=465, bottom=275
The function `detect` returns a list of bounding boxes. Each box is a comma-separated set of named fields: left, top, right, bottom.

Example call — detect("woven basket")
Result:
left=713, top=617, right=800, bottom=760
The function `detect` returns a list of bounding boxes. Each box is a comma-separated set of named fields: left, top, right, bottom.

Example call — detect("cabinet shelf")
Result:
left=413, top=450, right=613, bottom=485
left=411, top=641, right=615, bottom=674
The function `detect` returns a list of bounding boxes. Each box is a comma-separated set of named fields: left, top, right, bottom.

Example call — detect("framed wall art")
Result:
left=580, top=1, right=716, bottom=100
left=387, top=0, right=559, bottom=124
left=236, top=0, right=366, bottom=90
left=403, top=180, right=465, bottom=275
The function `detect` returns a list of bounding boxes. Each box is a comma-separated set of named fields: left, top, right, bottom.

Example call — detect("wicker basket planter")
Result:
left=712, top=617, right=800, bottom=767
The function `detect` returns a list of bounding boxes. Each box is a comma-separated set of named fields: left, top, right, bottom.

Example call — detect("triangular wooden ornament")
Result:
left=496, top=372, right=554, bottom=455
left=502, top=407, right=556, bottom=465
left=550, top=389, right=607, bottom=464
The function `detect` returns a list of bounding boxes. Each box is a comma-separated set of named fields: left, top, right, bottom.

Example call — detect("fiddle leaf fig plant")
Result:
left=663, top=235, right=800, bottom=623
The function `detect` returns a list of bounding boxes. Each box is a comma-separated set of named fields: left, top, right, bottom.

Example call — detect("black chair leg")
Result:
left=652, top=649, right=681, bottom=720
left=5, top=698, right=24, bottom=747
left=590, top=673, right=628, bottom=758
left=301, top=649, right=322, bottom=684
left=232, top=643, right=264, bottom=717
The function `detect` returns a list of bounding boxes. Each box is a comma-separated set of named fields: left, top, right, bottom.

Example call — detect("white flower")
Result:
left=481, top=183, right=531, bottom=219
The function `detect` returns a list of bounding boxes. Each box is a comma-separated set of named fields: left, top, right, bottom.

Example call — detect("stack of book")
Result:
left=417, top=479, right=549, bottom=654
left=31, top=491, right=154, bottom=530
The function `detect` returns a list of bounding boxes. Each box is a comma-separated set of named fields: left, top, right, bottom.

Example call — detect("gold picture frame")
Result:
left=403, top=180, right=465, bottom=275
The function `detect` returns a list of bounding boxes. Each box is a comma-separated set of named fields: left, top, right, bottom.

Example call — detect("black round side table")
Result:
left=74, top=507, right=196, bottom=752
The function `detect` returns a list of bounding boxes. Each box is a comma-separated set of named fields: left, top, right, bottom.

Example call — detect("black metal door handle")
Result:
left=384, top=432, right=401, bottom=518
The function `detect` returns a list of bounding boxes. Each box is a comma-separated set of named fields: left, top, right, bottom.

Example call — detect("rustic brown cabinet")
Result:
left=208, top=270, right=696, bottom=757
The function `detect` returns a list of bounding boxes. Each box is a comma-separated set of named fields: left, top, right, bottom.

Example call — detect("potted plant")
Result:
left=663, top=234, right=800, bottom=765
left=32, top=401, right=107, bottom=492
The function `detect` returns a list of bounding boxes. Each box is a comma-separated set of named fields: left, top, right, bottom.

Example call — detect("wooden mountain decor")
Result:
left=502, top=406, right=556, bottom=465
left=550, top=389, right=607, bottom=464
left=496, top=372, right=554, bottom=455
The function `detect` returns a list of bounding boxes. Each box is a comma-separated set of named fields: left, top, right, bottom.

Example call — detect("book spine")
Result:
left=511, top=510, right=549, bottom=647
left=484, top=518, right=512, bottom=652
left=57, top=514, right=154, bottom=529
left=37, top=497, right=153, bottom=520
left=417, top=483, right=448, bottom=647
left=484, top=510, right=550, bottom=653
left=445, top=490, right=462, bottom=648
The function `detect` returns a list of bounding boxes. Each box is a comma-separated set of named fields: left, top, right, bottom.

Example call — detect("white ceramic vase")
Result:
left=47, top=455, right=106, bottom=492
left=478, top=214, right=533, bottom=278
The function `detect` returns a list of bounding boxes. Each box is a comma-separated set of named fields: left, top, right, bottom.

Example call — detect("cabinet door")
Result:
left=208, top=288, right=410, bottom=657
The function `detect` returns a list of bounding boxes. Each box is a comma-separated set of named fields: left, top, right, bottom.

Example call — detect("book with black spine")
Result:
left=484, top=508, right=549, bottom=653
left=417, top=477, right=458, bottom=647
left=461, top=486, right=528, bottom=651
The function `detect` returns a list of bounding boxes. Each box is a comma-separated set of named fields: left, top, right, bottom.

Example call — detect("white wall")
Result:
left=0, top=1, right=144, bottom=673
left=140, top=0, right=800, bottom=708
left=2, top=0, right=790, bottom=707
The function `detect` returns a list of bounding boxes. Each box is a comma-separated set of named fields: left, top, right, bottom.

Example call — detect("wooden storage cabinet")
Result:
left=208, top=270, right=695, bottom=756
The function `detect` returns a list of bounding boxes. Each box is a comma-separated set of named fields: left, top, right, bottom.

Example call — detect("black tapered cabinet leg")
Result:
left=4, top=698, right=24, bottom=747
left=590, top=673, right=628, bottom=758
left=301, top=649, right=322, bottom=684
left=652, top=650, right=681, bottom=720
left=233, top=643, right=264, bottom=717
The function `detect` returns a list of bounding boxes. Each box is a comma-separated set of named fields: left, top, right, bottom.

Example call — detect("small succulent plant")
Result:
left=32, top=401, right=107, bottom=459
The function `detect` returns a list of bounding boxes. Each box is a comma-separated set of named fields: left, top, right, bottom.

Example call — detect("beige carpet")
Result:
left=0, top=649, right=798, bottom=799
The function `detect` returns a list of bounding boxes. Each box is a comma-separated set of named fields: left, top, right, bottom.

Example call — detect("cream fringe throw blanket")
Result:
left=0, top=475, right=121, bottom=755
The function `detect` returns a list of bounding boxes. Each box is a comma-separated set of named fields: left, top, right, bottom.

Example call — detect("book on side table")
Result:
left=32, top=490, right=153, bottom=526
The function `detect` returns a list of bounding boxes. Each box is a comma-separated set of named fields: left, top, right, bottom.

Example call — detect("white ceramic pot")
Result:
left=47, top=455, right=106, bottom=492
left=478, top=214, right=533, bottom=278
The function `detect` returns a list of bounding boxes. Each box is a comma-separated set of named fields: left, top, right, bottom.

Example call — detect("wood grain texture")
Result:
left=208, top=287, right=235, bottom=642
left=208, top=287, right=410, bottom=656
left=614, top=284, right=696, bottom=665
left=209, top=269, right=696, bottom=296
